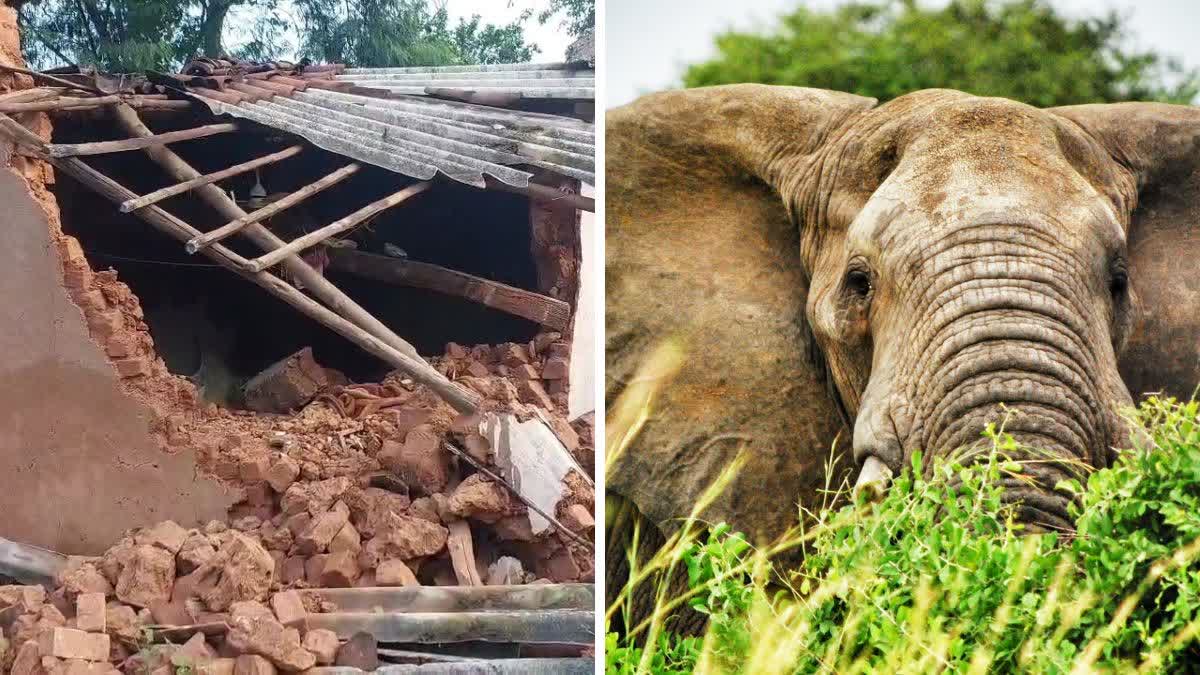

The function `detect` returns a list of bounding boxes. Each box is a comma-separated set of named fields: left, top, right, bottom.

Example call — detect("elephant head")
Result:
left=606, top=86, right=1200, bottom=545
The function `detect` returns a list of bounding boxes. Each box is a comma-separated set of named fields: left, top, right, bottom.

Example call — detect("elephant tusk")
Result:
left=854, top=455, right=894, bottom=502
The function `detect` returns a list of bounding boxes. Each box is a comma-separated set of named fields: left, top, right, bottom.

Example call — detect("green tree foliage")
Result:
left=452, top=11, right=538, bottom=65
left=17, top=0, right=541, bottom=72
left=293, top=0, right=538, bottom=68
left=538, top=0, right=594, bottom=38
left=683, top=0, right=1200, bottom=106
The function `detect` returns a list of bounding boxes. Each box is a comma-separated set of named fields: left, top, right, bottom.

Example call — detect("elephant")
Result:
left=605, top=85, right=1200, bottom=635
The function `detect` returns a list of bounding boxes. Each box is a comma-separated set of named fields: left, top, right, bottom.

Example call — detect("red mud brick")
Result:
left=38, top=627, right=110, bottom=661
left=375, top=559, right=419, bottom=587
left=113, top=357, right=149, bottom=378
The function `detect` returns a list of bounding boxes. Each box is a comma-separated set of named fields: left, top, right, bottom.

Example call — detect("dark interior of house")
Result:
left=50, top=111, right=544, bottom=403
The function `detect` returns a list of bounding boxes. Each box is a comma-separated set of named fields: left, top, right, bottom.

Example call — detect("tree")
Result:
left=18, top=0, right=542, bottom=72
left=453, top=12, right=537, bottom=65
left=538, top=0, right=594, bottom=38
left=292, top=0, right=460, bottom=68
left=682, top=0, right=1200, bottom=107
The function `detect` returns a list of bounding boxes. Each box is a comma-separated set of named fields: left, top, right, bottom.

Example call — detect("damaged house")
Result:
left=0, top=11, right=596, bottom=671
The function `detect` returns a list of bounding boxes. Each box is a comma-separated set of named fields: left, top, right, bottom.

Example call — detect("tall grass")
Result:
left=606, top=344, right=1200, bottom=674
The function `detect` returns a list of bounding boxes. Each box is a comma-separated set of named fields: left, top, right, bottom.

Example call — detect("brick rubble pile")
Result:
left=1, top=333, right=595, bottom=673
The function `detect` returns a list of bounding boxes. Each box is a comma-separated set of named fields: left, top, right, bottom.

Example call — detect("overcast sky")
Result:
left=607, top=0, right=1200, bottom=108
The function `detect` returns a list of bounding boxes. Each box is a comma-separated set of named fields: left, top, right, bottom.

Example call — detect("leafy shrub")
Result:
left=606, top=397, right=1200, bottom=673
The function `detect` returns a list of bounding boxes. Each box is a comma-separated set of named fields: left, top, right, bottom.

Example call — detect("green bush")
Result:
left=606, top=398, right=1200, bottom=673
left=682, top=0, right=1200, bottom=106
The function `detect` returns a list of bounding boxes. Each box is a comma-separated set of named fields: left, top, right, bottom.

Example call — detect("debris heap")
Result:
left=1, top=332, right=594, bottom=673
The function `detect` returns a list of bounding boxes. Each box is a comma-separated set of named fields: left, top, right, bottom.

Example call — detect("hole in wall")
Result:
left=49, top=113, right=545, bottom=406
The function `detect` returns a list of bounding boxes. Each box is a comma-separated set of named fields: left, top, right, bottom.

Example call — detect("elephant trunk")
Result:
left=856, top=231, right=1130, bottom=530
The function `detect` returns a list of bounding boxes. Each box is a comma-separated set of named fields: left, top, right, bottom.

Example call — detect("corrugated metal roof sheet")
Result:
left=194, top=87, right=595, bottom=188
left=338, top=62, right=595, bottom=100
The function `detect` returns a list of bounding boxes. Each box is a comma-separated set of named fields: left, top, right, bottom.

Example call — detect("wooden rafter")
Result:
left=47, top=122, right=236, bottom=157
left=327, top=249, right=571, bottom=330
left=186, top=162, right=361, bottom=253
left=247, top=181, right=431, bottom=272
left=107, top=104, right=426, bottom=363
left=0, top=95, right=192, bottom=114
left=44, top=149, right=480, bottom=414
left=120, top=144, right=304, bottom=212
left=485, top=177, right=594, bottom=212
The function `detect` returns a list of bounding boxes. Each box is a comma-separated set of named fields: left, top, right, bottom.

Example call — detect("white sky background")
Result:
left=607, top=0, right=1200, bottom=108
left=440, top=0, right=574, bottom=61
left=226, top=0, right=575, bottom=63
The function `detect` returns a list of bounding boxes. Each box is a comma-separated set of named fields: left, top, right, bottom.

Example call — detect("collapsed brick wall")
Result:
left=0, top=5, right=236, bottom=554
left=529, top=175, right=584, bottom=408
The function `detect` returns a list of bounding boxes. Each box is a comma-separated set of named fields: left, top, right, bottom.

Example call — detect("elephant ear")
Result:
left=1051, top=103, right=1200, bottom=400
left=606, top=85, right=875, bottom=546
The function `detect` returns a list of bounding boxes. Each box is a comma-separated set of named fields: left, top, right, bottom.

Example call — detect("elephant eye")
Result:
left=1110, top=269, right=1128, bottom=298
left=845, top=268, right=873, bottom=298
left=1109, top=259, right=1129, bottom=299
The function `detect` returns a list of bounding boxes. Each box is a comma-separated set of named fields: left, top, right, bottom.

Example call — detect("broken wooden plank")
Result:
left=242, top=346, right=335, bottom=413
left=301, top=584, right=593, bottom=613
left=247, top=181, right=432, bottom=272
left=109, top=104, right=425, bottom=364
left=446, top=521, right=483, bottom=586
left=120, top=144, right=302, bottom=212
left=326, top=249, right=571, bottom=331
left=47, top=122, right=237, bottom=157
left=50, top=154, right=481, bottom=414
left=305, top=609, right=593, bottom=644
left=485, top=178, right=594, bottom=212
left=186, top=162, right=361, bottom=253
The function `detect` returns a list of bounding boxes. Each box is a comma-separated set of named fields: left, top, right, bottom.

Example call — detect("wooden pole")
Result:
left=108, top=103, right=424, bottom=361
left=0, top=113, right=48, bottom=149
left=120, top=144, right=304, bottom=212
left=248, top=181, right=431, bottom=272
left=49, top=154, right=482, bottom=414
left=327, top=249, right=571, bottom=330
left=446, top=520, right=484, bottom=586
left=0, top=95, right=192, bottom=114
left=0, top=88, right=61, bottom=105
left=186, top=162, right=361, bottom=253
left=485, top=178, right=594, bottom=212
left=48, top=122, right=237, bottom=157
left=0, top=64, right=104, bottom=94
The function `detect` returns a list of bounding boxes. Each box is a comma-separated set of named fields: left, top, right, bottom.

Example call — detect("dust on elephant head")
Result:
left=606, top=86, right=1200, bottom=544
